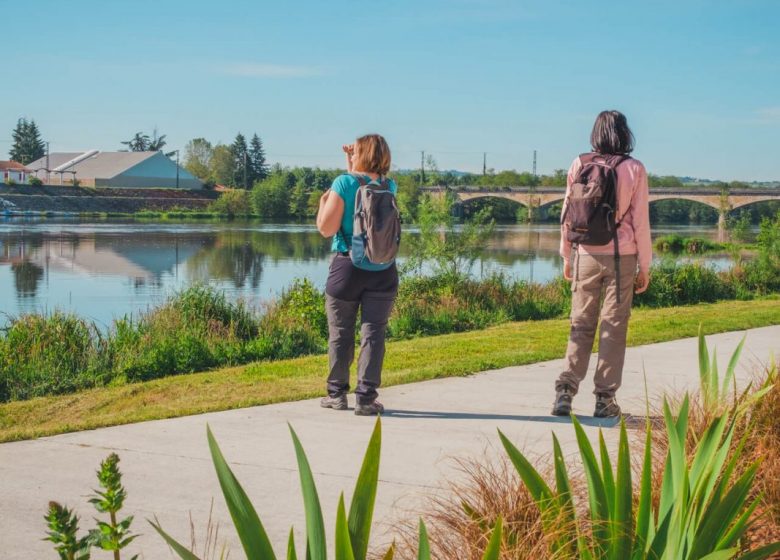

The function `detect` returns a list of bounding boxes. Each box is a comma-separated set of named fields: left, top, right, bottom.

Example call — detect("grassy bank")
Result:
left=0, top=298, right=777, bottom=442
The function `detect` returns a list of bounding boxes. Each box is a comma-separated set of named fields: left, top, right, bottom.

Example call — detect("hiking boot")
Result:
left=354, top=400, right=384, bottom=416
left=552, top=384, right=574, bottom=416
left=320, top=394, right=348, bottom=411
left=594, top=393, right=621, bottom=418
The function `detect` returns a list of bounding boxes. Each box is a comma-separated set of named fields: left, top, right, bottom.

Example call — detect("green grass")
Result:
left=0, top=298, right=777, bottom=443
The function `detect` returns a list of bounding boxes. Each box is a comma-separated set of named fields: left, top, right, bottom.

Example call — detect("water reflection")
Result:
left=0, top=219, right=727, bottom=325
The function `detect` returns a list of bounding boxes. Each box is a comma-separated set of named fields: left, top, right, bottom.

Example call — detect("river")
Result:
left=0, top=218, right=732, bottom=327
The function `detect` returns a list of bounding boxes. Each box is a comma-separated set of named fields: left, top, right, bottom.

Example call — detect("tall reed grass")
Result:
left=1, top=248, right=778, bottom=403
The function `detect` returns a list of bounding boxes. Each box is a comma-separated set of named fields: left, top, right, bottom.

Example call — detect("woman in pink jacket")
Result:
left=552, top=110, right=652, bottom=418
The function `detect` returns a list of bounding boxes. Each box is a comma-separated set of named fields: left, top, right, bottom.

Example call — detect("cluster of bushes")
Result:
left=2, top=214, right=778, bottom=403
left=653, top=234, right=724, bottom=254
left=0, top=281, right=327, bottom=402
left=391, top=274, right=569, bottom=338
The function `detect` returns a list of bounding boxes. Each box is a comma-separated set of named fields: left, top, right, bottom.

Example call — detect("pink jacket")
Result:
left=559, top=155, right=652, bottom=273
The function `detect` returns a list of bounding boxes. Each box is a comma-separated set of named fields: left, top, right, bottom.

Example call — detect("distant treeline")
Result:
left=209, top=164, right=778, bottom=226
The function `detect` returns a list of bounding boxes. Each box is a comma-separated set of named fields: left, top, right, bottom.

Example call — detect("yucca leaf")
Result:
left=736, top=542, right=780, bottom=560
left=598, top=431, right=615, bottom=514
left=691, top=463, right=759, bottom=556
left=710, top=347, right=720, bottom=406
left=611, top=419, right=633, bottom=560
left=711, top=428, right=749, bottom=506
left=722, top=335, right=745, bottom=398
left=335, top=494, right=356, bottom=560
left=149, top=519, right=202, bottom=560
left=572, top=416, right=610, bottom=551
left=289, top=424, right=327, bottom=560
left=698, top=549, right=738, bottom=560
left=662, top=398, right=688, bottom=504
left=689, top=414, right=728, bottom=494
left=715, top=496, right=761, bottom=552
left=382, top=542, right=395, bottom=560
left=288, top=528, right=298, bottom=560
left=552, top=433, right=577, bottom=555
left=481, top=516, right=502, bottom=560
left=498, top=430, right=554, bottom=504
left=207, top=425, right=277, bottom=559
left=634, top=417, right=654, bottom=555
left=417, top=519, right=431, bottom=560
left=699, top=326, right=711, bottom=402
left=348, top=418, right=381, bottom=560
left=646, top=508, right=673, bottom=560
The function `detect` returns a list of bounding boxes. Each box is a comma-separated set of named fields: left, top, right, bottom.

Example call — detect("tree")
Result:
left=10, top=118, right=45, bottom=165
left=183, top=138, right=213, bottom=180
left=209, top=144, right=234, bottom=186
left=121, top=128, right=171, bottom=154
left=120, top=132, right=150, bottom=151
left=251, top=171, right=294, bottom=217
left=231, top=133, right=249, bottom=189
left=249, top=133, right=269, bottom=185
left=148, top=127, right=168, bottom=152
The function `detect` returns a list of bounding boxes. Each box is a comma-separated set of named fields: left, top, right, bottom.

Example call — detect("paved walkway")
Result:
left=2, top=326, right=778, bottom=558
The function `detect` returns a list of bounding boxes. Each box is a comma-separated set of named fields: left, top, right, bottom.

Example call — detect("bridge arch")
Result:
left=456, top=192, right=529, bottom=207
left=647, top=194, right=722, bottom=211
left=729, top=196, right=780, bottom=211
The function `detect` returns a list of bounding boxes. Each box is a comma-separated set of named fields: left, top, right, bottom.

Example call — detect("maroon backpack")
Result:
left=562, top=152, right=630, bottom=299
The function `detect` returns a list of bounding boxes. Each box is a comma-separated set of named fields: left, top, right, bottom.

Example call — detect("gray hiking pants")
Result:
left=325, top=254, right=398, bottom=404
left=556, top=253, right=637, bottom=397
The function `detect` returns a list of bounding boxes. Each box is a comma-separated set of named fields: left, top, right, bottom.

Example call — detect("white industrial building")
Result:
left=27, top=150, right=203, bottom=189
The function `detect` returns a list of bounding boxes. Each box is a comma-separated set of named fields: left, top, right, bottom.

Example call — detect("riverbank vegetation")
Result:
left=0, top=299, right=777, bottom=443
left=1, top=212, right=779, bottom=405
left=653, top=234, right=726, bottom=254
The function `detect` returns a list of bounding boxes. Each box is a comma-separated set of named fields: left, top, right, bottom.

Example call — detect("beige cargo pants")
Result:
left=556, top=253, right=638, bottom=397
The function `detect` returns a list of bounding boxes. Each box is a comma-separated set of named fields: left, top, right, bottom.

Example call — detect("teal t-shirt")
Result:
left=330, top=174, right=398, bottom=252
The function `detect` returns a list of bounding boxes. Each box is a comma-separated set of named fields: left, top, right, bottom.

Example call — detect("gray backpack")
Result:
left=341, top=174, right=401, bottom=271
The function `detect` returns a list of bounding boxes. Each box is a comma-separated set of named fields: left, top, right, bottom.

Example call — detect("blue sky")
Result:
left=2, top=0, right=778, bottom=180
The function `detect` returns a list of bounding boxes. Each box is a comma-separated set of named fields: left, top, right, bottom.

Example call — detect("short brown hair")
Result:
left=353, top=134, right=391, bottom=175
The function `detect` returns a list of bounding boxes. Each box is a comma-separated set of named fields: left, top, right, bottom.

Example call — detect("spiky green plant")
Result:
left=88, top=453, right=138, bottom=560
left=499, top=395, right=780, bottom=559
left=697, top=326, right=772, bottom=416
left=151, top=418, right=503, bottom=559
left=44, top=501, right=92, bottom=560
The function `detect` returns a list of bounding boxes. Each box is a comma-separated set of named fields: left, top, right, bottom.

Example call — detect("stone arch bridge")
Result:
left=423, top=186, right=779, bottom=227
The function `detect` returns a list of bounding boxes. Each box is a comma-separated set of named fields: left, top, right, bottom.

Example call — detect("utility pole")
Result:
left=483, top=152, right=487, bottom=176
left=532, top=149, right=537, bottom=178
left=46, top=141, right=50, bottom=184
left=175, top=149, right=180, bottom=188
left=420, top=150, right=425, bottom=185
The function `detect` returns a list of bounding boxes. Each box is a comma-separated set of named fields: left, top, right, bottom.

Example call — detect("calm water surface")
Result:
left=0, top=218, right=731, bottom=327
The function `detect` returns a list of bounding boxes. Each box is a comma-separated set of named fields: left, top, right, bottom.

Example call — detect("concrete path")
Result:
left=2, top=326, right=778, bottom=558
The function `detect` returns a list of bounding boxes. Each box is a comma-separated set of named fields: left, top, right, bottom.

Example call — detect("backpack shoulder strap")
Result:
left=349, top=173, right=369, bottom=186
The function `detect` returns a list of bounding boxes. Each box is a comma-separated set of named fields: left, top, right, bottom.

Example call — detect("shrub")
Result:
left=635, top=261, right=735, bottom=307
left=208, top=188, right=253, bottom=218
left=107, top=286, right=258, bottom=382
left=654, top=234, right=723, bottom=254
left=29, top=176, right=43, bottom=186
left=0, top=312, right=105, bottom=401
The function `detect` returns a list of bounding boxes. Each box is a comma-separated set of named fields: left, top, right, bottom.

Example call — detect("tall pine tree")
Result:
left=10, top=118, right=45, bottom=165
left=248, top=133, right=269, bottom=186
left=231, top=133, right=249, bottom=189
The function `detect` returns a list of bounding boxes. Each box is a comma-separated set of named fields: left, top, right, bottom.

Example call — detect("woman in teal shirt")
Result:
left=316, top=134, right=398, bottom=416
